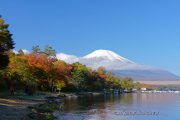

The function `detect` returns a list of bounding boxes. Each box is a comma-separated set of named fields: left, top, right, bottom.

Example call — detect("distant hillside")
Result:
left=112, top=70, right=180, bottom=81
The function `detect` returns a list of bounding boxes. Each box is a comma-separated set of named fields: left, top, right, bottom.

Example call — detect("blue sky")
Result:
left=1, top=0, right=180, bottom=75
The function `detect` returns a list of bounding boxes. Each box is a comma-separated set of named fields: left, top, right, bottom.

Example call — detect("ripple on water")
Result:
left=59, top=93, right=180, bottom=120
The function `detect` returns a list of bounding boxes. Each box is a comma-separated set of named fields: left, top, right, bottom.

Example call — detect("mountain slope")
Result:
left=56, top=49, right=180, bottom=82
left=112, top=69, right=180, bottom=81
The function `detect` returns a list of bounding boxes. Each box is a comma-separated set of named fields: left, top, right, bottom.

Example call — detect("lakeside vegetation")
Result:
left=0, top=46, right=138, bottom=95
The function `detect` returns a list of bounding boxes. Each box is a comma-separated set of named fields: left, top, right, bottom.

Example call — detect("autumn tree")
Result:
left=89, top=71, right=106, bottom=91
left=26, top=53, right=56, bottom=91
left=97, top=66, right=106, bottom=79
left=7, top=52, right=37, bottom=95
left=47, top=60, right=72, bottom=92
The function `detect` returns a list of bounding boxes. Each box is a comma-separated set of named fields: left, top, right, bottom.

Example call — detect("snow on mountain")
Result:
left=83, top=49, right=134, bottom=63
left=55, top=49, right=153, bottom=70
left=56, top=53, right=78, bottom=63
left=78, top=49, right=138, bottom=70
left=80, top=49, right=152, bottom=70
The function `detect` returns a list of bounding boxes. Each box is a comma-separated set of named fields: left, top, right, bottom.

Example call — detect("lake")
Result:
left=59, top=93, right=180, bottom=120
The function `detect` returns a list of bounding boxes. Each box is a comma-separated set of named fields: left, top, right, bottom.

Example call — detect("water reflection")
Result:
left=60, top=93, right=180, bottom=120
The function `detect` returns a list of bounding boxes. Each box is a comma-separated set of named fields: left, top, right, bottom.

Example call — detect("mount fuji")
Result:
left=56, top=50, right=180, bottom=83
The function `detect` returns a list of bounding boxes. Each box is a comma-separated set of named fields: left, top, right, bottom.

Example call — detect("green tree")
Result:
left=72, top=69, right=87, bottom=91
left=44, top=45, right=56, bottom=56
left=106, top=71, right=122, bottom=89
left=32, top=45, right=41, bottom=53
left=54, top=81, right=65, bottom=93
left=0, top=16, right=15, bottom=69
left=120, top=77, right=134, bottom=91
left=71, top=62, right=89, bottom=91
left=17, top=49, right=24, bottom=56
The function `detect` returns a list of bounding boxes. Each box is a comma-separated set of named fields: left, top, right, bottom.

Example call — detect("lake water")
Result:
left=59, top=93, right=180, bottom=120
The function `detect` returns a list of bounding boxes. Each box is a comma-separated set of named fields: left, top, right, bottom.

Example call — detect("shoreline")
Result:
left=1, top=90, right=179, bottom=120
left=0, top=92, right=60, bottom=120
left=0, top=97, right=42, bottom=120
left=0, top=91, right=103, bottom=120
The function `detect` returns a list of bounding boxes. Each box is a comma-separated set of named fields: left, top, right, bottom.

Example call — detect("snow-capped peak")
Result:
left=83, top=49, right=134, bottom=63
